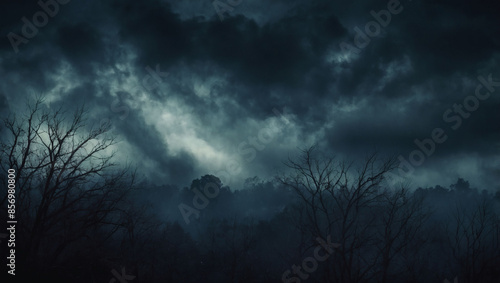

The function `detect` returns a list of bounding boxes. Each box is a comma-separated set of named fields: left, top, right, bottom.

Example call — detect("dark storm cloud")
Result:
left=110, top=0, right=347, bottom=119
left=55, top=23, right=108, bottom=76
left=0, top=0, right=498, bottom=188
left=114, top=110, right=197, bottom=185
left=0, top=93, right=8, bottom=113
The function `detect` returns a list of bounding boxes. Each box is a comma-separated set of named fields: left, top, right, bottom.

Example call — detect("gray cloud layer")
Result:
left=1, top=0, right=499, bottom=190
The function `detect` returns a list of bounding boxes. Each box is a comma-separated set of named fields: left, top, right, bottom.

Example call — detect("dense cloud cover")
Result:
left=1, top=0, right=499, bottom=190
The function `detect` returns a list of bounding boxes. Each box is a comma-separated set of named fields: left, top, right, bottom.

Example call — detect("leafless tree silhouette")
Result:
left=278, top=146, right=427, bottom=283
left=0, top=97, right=136, bottom=273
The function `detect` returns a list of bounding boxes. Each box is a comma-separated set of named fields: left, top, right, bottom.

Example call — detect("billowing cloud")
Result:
left=1, top=0, right=499, bottom=190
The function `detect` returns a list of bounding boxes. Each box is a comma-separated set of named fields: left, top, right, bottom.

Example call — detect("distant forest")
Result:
left=1, top=103, right=499, bottom=283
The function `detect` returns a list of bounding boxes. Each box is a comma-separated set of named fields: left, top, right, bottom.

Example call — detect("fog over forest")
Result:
left=0, top=0, right=499, bottom=282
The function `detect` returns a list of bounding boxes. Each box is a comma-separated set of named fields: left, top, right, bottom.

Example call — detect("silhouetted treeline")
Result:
left=1, top=103, right=499, bottom=282
left=2, top=173, right=499, bottom=282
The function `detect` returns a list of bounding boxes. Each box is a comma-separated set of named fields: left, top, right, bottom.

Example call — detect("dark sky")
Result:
left=1, top=0, right=499, bottom=190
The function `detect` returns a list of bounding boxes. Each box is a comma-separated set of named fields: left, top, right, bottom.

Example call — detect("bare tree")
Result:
left=374, top=186, right=429, bottom=282
left=0, top=97, right=135, bottom=273
left=447, top=197, right=500, bottom=283
left=278, top=146, right=427, bottom=283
